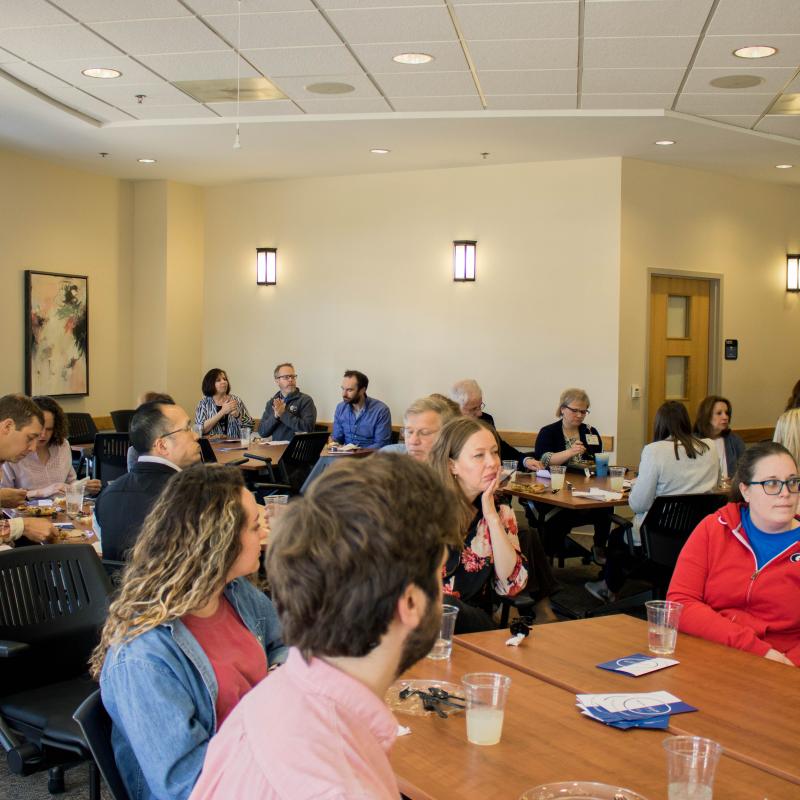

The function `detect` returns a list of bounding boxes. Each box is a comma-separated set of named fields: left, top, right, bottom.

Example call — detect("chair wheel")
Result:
left=47, top=767, right=65, bottom=794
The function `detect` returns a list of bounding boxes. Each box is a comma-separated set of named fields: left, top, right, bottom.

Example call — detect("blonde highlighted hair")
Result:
left=774, top=408, right=800, bottom=467
left=556, top=387, right=590, bottom=418
left=89, top=464, right=248, bottom=678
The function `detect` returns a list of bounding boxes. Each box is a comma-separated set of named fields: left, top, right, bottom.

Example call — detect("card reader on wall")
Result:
left=724, top=339, right=738, bottom=360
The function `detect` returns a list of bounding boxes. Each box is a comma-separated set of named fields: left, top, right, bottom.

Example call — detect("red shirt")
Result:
left=184, top=596, right=268, bottom=726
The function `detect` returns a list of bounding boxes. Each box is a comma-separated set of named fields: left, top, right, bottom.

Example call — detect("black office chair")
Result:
left=93, top=433, right=130, bottom=486
left=109, top=410, right=136, bottom=434
left=253, top=431, right=329, bottom=496
left=73, top=690, right=130, bottom=800
left=585, top=492, right=728, bottom=617
left=0, top=544, right=112, bottom=797
left=67, top=413, right=98, bottom=479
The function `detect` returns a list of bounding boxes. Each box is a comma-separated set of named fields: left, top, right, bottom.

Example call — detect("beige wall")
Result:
left=203, top=158, right=623, bottom=440
left=618, top=159, right=800, bottom=464
left=0, top=147, right=133, bottom=415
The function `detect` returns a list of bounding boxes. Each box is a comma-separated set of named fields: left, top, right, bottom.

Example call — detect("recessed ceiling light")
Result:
left=655, top=140, right=675, bottom=146
left=81, top=67, right=122, bottom=79
left=305, top=81, right=354, bottom=95
left=137, top=158, right=157, bottom=164
left=734, top=45, right=777, bottom=59
left=370, top=148, right=390, bottom=154
left=392, top=52, right=434, bottom=65
left=776, top=164, right=793, bottom=169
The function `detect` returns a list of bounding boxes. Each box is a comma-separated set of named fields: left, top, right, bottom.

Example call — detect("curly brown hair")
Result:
left=32, top=396, right=68, bottom=446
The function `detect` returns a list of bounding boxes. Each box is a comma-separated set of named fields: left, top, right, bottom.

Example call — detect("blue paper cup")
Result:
left=595, top=452, right=609, bottom=477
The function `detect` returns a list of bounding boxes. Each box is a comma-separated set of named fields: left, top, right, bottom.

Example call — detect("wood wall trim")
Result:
left=737, top=427, right=775, bottom=444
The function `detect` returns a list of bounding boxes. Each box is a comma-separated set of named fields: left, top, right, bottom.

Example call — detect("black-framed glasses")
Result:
left=160, top=422, right=193, bottom=439
left=563, top=405, right=590, bottom=415
left=748, top=478, right=800, bottom=495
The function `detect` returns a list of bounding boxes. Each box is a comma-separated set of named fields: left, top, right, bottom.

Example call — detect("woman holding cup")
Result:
left=668, top=441, right=800, bottom=666
left=195, top=368, right=254, bottom=438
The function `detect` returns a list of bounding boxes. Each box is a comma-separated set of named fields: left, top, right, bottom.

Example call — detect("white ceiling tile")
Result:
left=391, top=95, right=483, bottom=111
left=271, top=72, right=380, bottom=99
left=707, top=0, right=800, bottom=36
left=351, top=41, right=469, bottom=73
left=125, top=104, right=218, bottom=119
left=779, top=75, right=800, bottom=94
left=90, top=17, right=227, bottom=55
left=695, top=35, right=800, bottom=69
left=319, top=0, right=440, bottom=7
left=453, top=0, right=575, bottom=4
left=756, top=115, right=800, bottom=137
left=0, top=0, right=72, bottom=28
left=455, top=2, right=578, bottom=40
left=33, top=56, right=163, bottom=87
left=205, top=99, right=302, bottom=115
left=682, top=67, right=795, bottom=94
left=675, top=92, right=774, bottom=115
left=52, top=0, right=191, bottom=22
left=0, top=24, right=119, bottom=60
left=583, top=36, right=697, bottom=69
left=205, top=11, right=341, bottom=48
left=485, top=93, right=576, bottom=110
left=584, top=0, right=713, bottom=37
left=580, top=92, right=673, bottom=109
left=696, top=114, right=759, bottom=128
left=245, top=45, right=360, bottom=77
left=582, top=68, right=683, bottom=93
left=86, top=81, right=199, bottom=106
left=375, top=71, right=476, bottom=97
left=138, top=51, right=259, bottom=81
left=0, top=47, right=21, bottom=62
left=1, top=62, right=71, bottom=90
left=468, top=38, right=577, bottom=70
left=326, top=7, right=456, bottom=44
left=479, top=68, right=576, bottom=94
left=41, top=85, right=135, bottom=121
left=295, top=96, right=391, bottom=112
left=189, top=0, right=313, bottom=12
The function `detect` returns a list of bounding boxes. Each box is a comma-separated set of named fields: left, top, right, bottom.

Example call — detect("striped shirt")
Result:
left=1, top=440, right=76, bottom=497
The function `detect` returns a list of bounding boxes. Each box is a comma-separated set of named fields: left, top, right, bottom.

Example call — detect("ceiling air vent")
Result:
left=173, top=77, right=287, bottom=103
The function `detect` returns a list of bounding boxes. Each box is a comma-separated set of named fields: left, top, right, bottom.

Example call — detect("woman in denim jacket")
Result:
left=90, top=465, right=287, bottom=800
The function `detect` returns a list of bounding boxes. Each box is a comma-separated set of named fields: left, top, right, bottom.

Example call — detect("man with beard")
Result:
left=331, top=369, right=392, bottom=449
left=189, top=454, right=460, bottom=800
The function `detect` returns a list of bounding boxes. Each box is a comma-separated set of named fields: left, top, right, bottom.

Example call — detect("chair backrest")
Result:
left=198, top=437, right=217, bottom=463
left=94, top=433, right=130, bottom=485
left=283, top=431, right=329, bottom=467
left=0, top=544, right=112, bottom=687
left=73, top=690, right=131, bottom=800
left=641, top=493, right=728, bottom=567
left=66, top=413, right=98, bottom=445
left=109, top=410, right=136, bottom=433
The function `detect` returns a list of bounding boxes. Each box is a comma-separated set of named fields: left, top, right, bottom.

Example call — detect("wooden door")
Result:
left=648, top=276, right=711, bottom=428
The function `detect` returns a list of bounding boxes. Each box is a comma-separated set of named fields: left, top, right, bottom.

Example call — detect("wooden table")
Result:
left=209, top=439, right=288, bottom=470
left=392, top=643, right=797, bottom=799
left=502, top=472, right=631, bottom=510
left=455, top=615, right=800, bottom=786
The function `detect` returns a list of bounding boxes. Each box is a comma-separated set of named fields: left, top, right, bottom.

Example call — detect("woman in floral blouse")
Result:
left=428, top=417, right=529, bottom=632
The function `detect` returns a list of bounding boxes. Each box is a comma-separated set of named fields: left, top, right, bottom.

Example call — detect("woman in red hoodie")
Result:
left=668, top=441, right=800, bottom=666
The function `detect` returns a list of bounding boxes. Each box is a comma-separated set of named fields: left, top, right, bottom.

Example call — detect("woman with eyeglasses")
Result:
left=530, top=388, right=611, bottom=561
left=668, top=441, right=800, bottom=666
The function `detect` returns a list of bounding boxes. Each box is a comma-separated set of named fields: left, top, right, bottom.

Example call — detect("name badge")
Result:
left=585, top=434, right=600, bottom=446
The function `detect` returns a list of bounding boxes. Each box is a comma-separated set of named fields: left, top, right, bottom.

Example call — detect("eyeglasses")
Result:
left=276, top=374, right=297, bottom=380
left=464, top=401, right=486, bottom=413
left=748, top=478, right=800, bottom=495
left=160, top=421, right=193, bottom=439
left=563, top=406, right=590, bottom=415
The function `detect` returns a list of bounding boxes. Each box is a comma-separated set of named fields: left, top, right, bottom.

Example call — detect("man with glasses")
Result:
left=258, top=362, right=317, bottom=442
left=95, top=401, right=201, bottom=561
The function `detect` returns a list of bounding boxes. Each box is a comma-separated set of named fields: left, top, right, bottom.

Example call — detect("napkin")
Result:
left=577, top=691, right=696, bottom=730
left=572, top=488, right=623, bottom=502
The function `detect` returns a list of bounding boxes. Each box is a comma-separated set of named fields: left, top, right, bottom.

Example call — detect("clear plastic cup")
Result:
left=520, top=782, right=649, bottom=799
left=241, top=426, right=252, bottom=446
left=646, top=600, right=683, bottom=655
left=550, top=465, right=566, bottom=491
left=462, top=672, right=511, bottom=746
left=609, top=466, right=625, bottom=491
left=663, top=736, right=722, bottom=800
left=65, top=484, right=85, bottom=518
left=427, top=604, right=459, bottom=660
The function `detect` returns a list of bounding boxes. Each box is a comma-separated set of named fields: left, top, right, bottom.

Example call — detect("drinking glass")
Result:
left=240, top=426, right=252, bottom=447
left=646, top=600, right=683, bottom=655
left=462, top=672, right=511, bottom=746
left=550, top=465, right=566, bottom=491
left=65, top=484, right=85, bottom=519
left=663, top=736, right=722, bottom=800
left=427, top=604, right=459, bottom=660
left=502, top=460, right=517, bottom=478
left=609, top=467, right=625, bottom=491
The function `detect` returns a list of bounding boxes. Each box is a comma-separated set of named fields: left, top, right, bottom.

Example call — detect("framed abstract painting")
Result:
left=25, top=270, right=89, bottom=397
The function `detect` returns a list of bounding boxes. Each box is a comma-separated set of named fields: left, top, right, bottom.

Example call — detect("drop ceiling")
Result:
left=2, top=0, right=800, bottom=185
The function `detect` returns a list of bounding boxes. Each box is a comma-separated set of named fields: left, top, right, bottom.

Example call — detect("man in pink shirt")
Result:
left=190, top=453, right=462, bottom=800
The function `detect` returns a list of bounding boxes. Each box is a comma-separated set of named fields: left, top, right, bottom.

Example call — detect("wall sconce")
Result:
left=453, top=240, right=476, bottom=281
left=257, top=248, right=277, bottom=285
left=788, top=254, right=800, bottom=292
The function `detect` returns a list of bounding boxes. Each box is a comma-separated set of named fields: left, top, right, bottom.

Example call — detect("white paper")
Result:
left=572, top=488, right=623, bottom=501
left=614, top=657, right=679, bottom=676
left=576, top=691, right=682, bottom=713
left=267, top=440, right=290, bottom=446
left=36, top=499, right=54, bottom=507
left=396, top=725, right=411, bottom=736
left=536, top=469, right=551, bottom=478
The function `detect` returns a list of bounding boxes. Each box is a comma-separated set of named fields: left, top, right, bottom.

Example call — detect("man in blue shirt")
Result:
left=332, top=370, right=392, bottom=449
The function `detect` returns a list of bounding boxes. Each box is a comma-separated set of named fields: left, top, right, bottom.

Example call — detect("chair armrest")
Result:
left=501, top=592, right=536, bottom=610
left=0, top=640, right=30, bottom=658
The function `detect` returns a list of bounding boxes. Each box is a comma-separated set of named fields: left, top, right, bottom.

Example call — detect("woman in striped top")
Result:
left=0, top=396, right=101, bottom=498
left=195, top=368, right=254, bottom=438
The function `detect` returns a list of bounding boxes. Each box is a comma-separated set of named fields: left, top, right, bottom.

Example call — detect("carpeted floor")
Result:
left=0, top=762, right=111, bottom=800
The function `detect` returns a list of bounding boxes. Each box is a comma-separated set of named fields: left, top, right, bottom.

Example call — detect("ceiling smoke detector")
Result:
left=709, top=75, right=765, bottom=89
